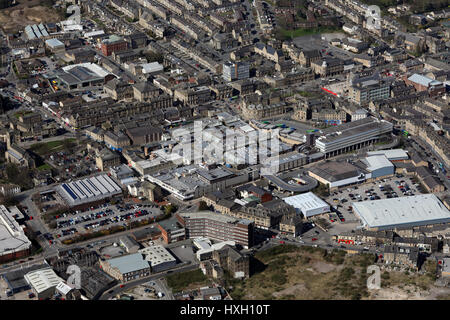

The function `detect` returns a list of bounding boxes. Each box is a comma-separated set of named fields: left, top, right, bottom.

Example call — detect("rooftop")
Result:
left=352, top=194, right=450, bottom=230
left=106, top=253, right=150, bottom=274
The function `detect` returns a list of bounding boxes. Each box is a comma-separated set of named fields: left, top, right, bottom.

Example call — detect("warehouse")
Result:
left=56, top=174, right=122, bottom=207
left=308, top=160, right=368, bottom=189
left=99, top=253, right=150, bottom=282
left=352, top=194, right=450, bottom=231
left=24, top=268, right=63, bottom=300
left=45, top=38, right=65, bottom=53
left=50, top=63, right=115, bottom=90
left=282, top=192, right=330, bottom=218
left=0, top=205, right=32, bottom=263
left=366, top=149, right=409, bottom=162
left=360, top=155, right=394, bottom=179
left=139, top=245, right=177, bottom=273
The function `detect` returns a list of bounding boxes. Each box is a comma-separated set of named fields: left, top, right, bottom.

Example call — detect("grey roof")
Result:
left=106, top=253, right=149, bottom=274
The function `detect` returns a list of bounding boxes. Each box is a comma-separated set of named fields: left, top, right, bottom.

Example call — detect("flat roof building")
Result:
left=314, top=117, right=393, bottom=157
left=282, top=192, right=330, bottom=218
left=177, top=211, right=254, bottom=249
left=366, top=149, right=409, bottom=161
left=99, top=253, right=151, bottom=282
left=56, top=174, right=122, bottom=207
left=308, top=161, right=368, bottom=189
left=24, top=268, right=63, bottom=300
left=352, top=194, right=450, bottom=230
left=139, top=245, right=177, bottom=273
left=0, top=205, right=32, bottom=263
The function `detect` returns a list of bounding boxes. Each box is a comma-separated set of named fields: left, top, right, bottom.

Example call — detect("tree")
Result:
left=164, top=204, right=177, bottom=215
left=198, top=201, right=211, bottom=211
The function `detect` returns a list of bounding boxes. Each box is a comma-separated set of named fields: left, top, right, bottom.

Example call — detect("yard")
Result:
left=28, top=138, right=77, bottom=156
left=166, top=269, right=212, bottom=293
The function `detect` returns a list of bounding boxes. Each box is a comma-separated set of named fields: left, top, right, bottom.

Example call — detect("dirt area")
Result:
left=370, top=285, right=450, bottom=300
left=0, top=1, right=63, bottom=33
left=313, top=261, right=337, bottom=273
left=228, top=244, right=450, bottom=300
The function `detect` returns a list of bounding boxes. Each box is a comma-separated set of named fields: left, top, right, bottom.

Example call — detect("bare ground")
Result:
left=0, top=1, right=63, bottom=33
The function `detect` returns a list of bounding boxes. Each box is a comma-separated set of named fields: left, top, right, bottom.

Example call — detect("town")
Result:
left=0, top=0, right=449, bottom=301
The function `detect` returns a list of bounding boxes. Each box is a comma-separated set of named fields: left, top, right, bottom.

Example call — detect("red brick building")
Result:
left=101, top=35, right=128, bottom=56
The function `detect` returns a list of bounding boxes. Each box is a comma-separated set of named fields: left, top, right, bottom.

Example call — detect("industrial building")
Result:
left=314, top=117, right=393, bottom=157
left=139, top=245, right=177, bottom=273
left=45, top=38, right=65, bottom=52
left=308, top=161, right=368, bottom=189
left=360, top=155, right=395, bottom=179
left=352, top=194, right=450, bottom=231
left=24, top=268, right=63, bottom=300
left=177, top=211, right=254, bottom=249
left=366, top=149, right=409, bottom=162
left=56, top=174, right=122, bottom=208
left=99, top=253, right=151, bottom=282
left=282, top=192, right=330, bottom=218
left=49, top=63, right=115, bottom=90
left=0, top=205, right=32, bottom=263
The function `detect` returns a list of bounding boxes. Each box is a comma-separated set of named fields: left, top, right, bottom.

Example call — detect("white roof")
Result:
left=367, top=149, right=409, bottom=160
left=142, top=62, right=164, bottom=74
left=139, top=245, right=176, bottom=266
left=353, top=194, right=450, bottom=229
left=282, top=192, right=330, bottom=215
left=364, top=155, right=394, bottom=172
left=55, top=281, right=73, bottom=295
left=25, top=268, right=62, bottom=294
left=0, top=205, right=32, bottom=256
left=45, top=38, right=64, bottom=48
left=62, top=63, right=110, bottom=78
left=84, top=30, right=105, bottom=38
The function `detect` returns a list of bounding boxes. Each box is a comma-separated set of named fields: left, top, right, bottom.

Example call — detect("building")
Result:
left=382, top=245, right=420, bottom=269
left=279, top=215, right=303, bottom=236
left=95, top=149, right=121, bottom=171
left=24, top=268, right=62, bottom=300
left=0, top=205, right=32, bottom=263
left=222, top=61, right=250, bottom=82
left=353, top=194, right=450, bottom=231
left=177, top=211, right=254, bottom=249
left=0, top=184, right=21, bottom=197
left=404, top=74, right=446, bottom=96
left=50, top=63, right=115, bottom=90
left=282, top=192, right=330, bottom=218
left=99, top=253, right=151, bottom=282
left=311, top=57, right=344, bottom=77
left=361, top=155, right=394, bottom=179
left=314, top=117, right=393, bottom=157
left=157, top=216, right=186, bottom=244
left=126, top=126, right=163, bottom=146
left=45, top=38, right=65, bottom=52
left=308, top=161, right=368, bottom=190
left=349, top=79, right=391, bottom=105
left=101, top=35, right=128, bottom=56
left=366, top=149, right=409, bottom=162
left=56, top=174, right=122, bottom=208
left=139, top=245, right=177, bottom=273
left=119, top=236, right=140, bottom=253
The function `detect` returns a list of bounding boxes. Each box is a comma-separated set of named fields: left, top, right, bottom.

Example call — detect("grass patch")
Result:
left=166, top=269, right=210, bottom=293
left=37, top=163, right=52, bottom=171
left=28, top=138, right=76, bottom=156
left=276, top=26, right=340, bottom=40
